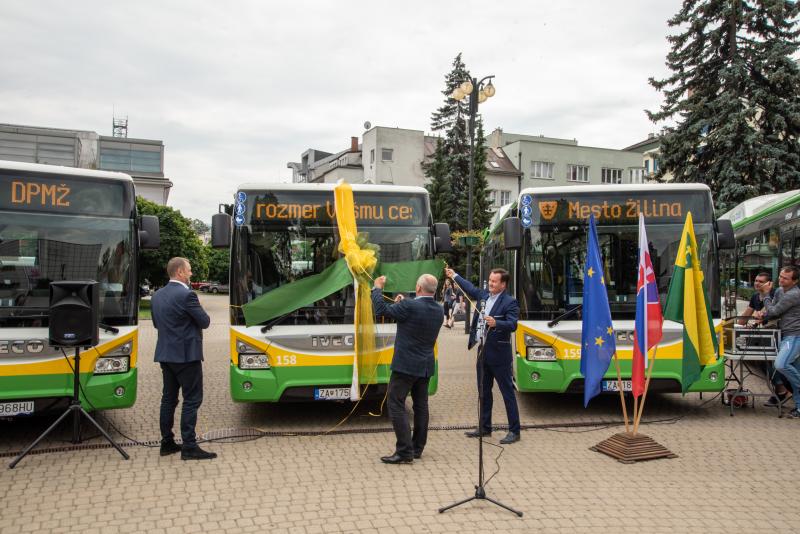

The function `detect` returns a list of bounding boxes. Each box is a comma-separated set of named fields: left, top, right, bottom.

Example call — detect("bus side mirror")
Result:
left=434, top=222, right=452, bottom=253
left=717, top=219, right=735, bottom=250
left=139, top=215, right=160, bottom=249
left=212, top=213, right=232, bottom=248
left=504, top=217, right=522, bottom=250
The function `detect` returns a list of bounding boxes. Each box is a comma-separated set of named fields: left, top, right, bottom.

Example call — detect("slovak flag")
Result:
left=632, top=213, right=663, bottom=398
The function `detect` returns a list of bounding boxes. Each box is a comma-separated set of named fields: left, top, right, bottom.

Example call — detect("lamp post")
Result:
left=451, top=76, right=496, bottom=333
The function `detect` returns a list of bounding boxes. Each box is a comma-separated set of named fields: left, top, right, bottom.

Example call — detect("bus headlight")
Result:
left=524, top=333, right=557, bottom=361
left=94, top=356, right=130, bottom=374
left=238, top=341, right=270, bottom=369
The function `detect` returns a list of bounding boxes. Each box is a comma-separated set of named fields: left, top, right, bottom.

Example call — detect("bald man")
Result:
left=372, top=274, right=443, bottom=464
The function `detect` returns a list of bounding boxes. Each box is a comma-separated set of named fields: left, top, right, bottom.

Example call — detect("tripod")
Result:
left=9, top=346, right=130, bottom=468
left=439, top=324, right=523, bottom=517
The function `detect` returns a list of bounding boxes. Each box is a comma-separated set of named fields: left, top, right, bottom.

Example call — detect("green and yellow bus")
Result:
left=719, top=190, right=800, bottom=316
left=0, top=160, right=159, bottom=417
left=211, top=183, right=451, bottom=403
left=481, top=184, right=734, bottom=395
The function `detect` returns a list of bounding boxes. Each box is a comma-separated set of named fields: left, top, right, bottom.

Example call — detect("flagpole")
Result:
left=612, top=351, right=630, bottom=433
left=633, top=343, right=659, bottom=434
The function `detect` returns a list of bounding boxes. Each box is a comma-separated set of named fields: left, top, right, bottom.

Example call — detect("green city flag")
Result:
left=242, top=258, right=445, bottom=327
left=662, top=212, right=719, bottom=393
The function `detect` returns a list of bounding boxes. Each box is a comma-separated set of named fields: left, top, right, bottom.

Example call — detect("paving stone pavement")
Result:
left=1, top=293, right=799, bottom=533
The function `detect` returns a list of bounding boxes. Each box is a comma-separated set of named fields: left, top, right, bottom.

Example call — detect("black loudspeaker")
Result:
left=49, top=281, right=99, bottom=348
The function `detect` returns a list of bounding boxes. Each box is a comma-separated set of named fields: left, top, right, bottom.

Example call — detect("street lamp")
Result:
left=451, top=75, right=496, bottom=333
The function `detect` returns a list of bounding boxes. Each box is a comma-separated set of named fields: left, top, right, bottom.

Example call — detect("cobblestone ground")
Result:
left=1, top=294, right=798, bottom=533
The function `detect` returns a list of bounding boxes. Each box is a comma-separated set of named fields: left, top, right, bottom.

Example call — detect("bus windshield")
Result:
left=0, top=211, right=135, bottom=327
left=229, top=188, right=433, bottom=326
left=231, top=224, right=431, bottom=325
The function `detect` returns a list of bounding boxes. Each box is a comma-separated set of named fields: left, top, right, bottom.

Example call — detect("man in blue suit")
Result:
left=445, top=267, right=521, bottom=444
left=151, top=257, right=215, bottom=460
left=372, top=273, right=443, bottom=464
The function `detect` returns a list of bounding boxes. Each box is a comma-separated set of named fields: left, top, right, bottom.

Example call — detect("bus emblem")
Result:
left=538, top=201, right=558, bottom=220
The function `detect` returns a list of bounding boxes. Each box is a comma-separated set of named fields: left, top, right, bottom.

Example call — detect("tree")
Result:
left=189, top=218, right=210, bottom=237
left=206, top=245, right=230, bottom=284
left=429, top=53, right=472, bottom=232
left=471, top=119, right=493, bottom=231
left=136, top=196, right=209, bottom=286
left=648, top=0, right=800, bottom=213
left=423, top=137, right=454, bottom=224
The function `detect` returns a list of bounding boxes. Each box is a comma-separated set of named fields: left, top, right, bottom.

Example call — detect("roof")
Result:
left=0, top=159, right=134, bottom=182
left=720, top=190, right=800, bottom=228
left=486, top=147, right=521, bottom=176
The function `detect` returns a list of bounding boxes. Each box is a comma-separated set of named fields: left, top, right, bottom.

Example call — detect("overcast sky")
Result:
left=1, top=1, right=681, bottom=222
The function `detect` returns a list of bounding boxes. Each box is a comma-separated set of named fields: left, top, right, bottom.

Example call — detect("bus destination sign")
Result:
left=533, top=191, right=711, bottom=225
left=244, top=191, right=428, bottom=227
left=0, top=173, right=128, bottom=217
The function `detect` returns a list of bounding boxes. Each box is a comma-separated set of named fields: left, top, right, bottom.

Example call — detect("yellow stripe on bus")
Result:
left=0, top=330, right=138, bottom=377
left=229, top=328, right=438, bottom=367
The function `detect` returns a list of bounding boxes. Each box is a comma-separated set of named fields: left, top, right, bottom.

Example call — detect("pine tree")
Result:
left=427, top=53, right=472, bottom=232
left=424, top=137, right=454, bottom=223
left=648, top=0, right=800, bottom=213
left=470, top=119, right=493, bottom=231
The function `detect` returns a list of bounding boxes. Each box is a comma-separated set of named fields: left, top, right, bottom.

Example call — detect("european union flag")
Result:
left=580, top=214, right=617, bottom=407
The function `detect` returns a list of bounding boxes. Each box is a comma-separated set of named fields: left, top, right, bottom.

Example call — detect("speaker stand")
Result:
left=9, top=347, right=130, bottom=468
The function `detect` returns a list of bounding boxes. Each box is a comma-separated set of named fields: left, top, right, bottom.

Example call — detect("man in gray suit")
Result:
left=372, top=274, right=443, bottom=464
left=151, top=257, right=215, bottom=460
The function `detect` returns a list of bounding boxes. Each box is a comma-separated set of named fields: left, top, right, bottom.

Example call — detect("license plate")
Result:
left=314, top=387, right=351, bottom=400
left=0, top=401, right=34, bottom=416
left=601, top=380, right=632, bottom=392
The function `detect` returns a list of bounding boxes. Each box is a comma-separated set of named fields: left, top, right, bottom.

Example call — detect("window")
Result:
left=629, top=168, right=644, bottom=183
left=487, top=190, right=498, bottom=207
left=370, top=149, right=375, bottom=164
left=381, top=148, right=393, bottom=162
left=644, top=160, right=650, bottom=174
left=500, top=190, right=511, bottom=205
left=567, top=164, right=589, bottom=183
left=531, top=161, right=554, bottom=179
left=601, top=168, right=623, bottom=184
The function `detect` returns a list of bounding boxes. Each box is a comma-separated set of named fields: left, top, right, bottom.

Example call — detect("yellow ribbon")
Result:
left=334, top=181, right=379, bottom=400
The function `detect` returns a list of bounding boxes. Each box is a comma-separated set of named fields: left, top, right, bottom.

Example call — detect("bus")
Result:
left=0, top=161, right=159, bottom=418
left=211, top=183, right=451, bottom=403
left=481, top=184, right=734, bottom=394
left=719, top=190, right=800, bottom=317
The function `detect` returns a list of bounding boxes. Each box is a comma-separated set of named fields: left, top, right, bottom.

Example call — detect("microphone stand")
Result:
left=439, top=299, right=523, bottom=517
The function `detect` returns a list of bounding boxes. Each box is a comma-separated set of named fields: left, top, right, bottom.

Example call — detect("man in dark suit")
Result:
left=445, top=267, right=521, bottom=444
left=151, top=257, right=215, bottom=460
left=372, top=273, right=443, bottom=464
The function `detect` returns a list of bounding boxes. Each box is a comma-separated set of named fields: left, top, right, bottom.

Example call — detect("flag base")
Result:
left=590, top=432, right=677, bottom=464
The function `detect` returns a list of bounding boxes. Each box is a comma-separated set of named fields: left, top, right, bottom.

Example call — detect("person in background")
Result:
left=442, top=278, right=457, bottom=329
left=755, top=266, right=800, bottom=417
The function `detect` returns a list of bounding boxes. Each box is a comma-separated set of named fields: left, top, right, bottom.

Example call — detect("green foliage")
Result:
left=648, top=0, right=800, bottom=213
left=424, top=138, right=454, bottom=223
left=206, top=245, right=230, bottom=284
left=189, top=218, right=210, bottom=236
left=136, top=196, right=209, bottom=286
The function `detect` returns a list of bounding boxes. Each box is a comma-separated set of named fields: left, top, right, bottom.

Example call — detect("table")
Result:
left=722, top=324, right=783, bottom=417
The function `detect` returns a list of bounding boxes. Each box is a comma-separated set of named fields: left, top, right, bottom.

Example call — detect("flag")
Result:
left=632, top=213, right=663, bottom=398
left=580, top=215, right=617, bottom=407
left=662, top=212, right=719, bottom=394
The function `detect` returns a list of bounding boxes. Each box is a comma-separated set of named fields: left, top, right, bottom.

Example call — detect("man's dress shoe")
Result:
left=181, top=446, right=218, bottom=460
left=159, top=441, right=182, bottom=456
left=380, top=453, right=413, bottom=464
left=464, top=429, right=491, bottom=438
left=499, top=432, right=520, bottom=444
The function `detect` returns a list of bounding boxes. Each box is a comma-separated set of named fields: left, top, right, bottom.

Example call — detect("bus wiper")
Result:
left=260, top=312, right=292, bottom=333
left=99, top=323, right=119, bottom=334
left=547, top=305, right=582, bottom=328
